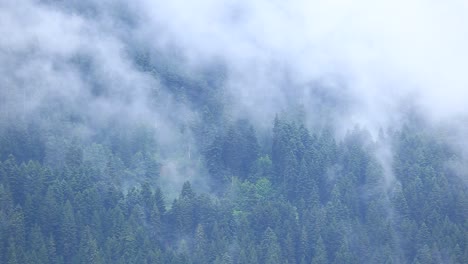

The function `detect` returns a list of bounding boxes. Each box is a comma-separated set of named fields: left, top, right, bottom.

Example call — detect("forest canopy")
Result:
left=0, top=0, right=467, bottom=263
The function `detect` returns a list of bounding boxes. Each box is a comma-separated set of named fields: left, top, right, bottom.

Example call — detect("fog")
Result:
left=142, top=0, right=468, bottom=132
left=1, top=0, right=468, bottom=188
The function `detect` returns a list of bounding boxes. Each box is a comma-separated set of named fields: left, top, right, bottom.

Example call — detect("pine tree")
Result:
left=7, top=238, right=19, bottom=264
left=149, top=204, right=162, bottom=243
left=9, top=205, right=26, bottom=249
left=412, top=244, right=432, bottom=264
left=27, top=225, right=48, bottom=264
left=60, top=200, right=77, bottom=262
left=46, top=235, right=60, bottom=264
left=194, top=224, right=208, bottom=264
left=312, top=236, right=328, bottom=264
left=5, top=155, right=25, bottom=204
left=261, top=228, right=282, bottom=264
left=79, top=226, right=103, bottom=264
left=154, top=187, right=166, bottom=215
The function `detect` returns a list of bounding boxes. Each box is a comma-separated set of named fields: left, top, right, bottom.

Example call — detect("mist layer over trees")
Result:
left=1, top=0, right=467, bottom=263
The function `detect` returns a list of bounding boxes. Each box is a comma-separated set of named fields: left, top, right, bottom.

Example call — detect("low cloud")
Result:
left=1, top=0, right=467, bottom=186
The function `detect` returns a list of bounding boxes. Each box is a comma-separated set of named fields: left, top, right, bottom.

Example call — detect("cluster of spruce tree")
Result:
left=0, top=113, right=466, bottom=263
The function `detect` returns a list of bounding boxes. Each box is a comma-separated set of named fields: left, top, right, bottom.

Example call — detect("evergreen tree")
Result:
left=261, top=227, right=282, bottom=264
left=312, top=236, right=328, bottom=264
left=60, top=200, right=77, bottom=262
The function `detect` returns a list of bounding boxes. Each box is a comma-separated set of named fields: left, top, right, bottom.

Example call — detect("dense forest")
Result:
left=1, top=0, right=468, bottom=263
left=1, top=96, right=467, bottom=264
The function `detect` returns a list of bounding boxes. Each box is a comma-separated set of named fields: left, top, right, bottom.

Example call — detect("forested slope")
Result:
left=1, top=114, right=466, bottom=263
left=1, top=1, right=468, bottom=263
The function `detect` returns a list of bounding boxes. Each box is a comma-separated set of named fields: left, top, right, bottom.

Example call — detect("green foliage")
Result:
left=0, top=115, right=466, bottom=264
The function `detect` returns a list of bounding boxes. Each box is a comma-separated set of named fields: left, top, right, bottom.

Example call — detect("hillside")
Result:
left=0, top=0, right=467, bottom=263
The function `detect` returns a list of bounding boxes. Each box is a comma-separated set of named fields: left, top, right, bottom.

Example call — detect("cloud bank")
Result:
left=1, top=0, right=468, bottom=186
left=141, top=0, right=468, bottom=131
